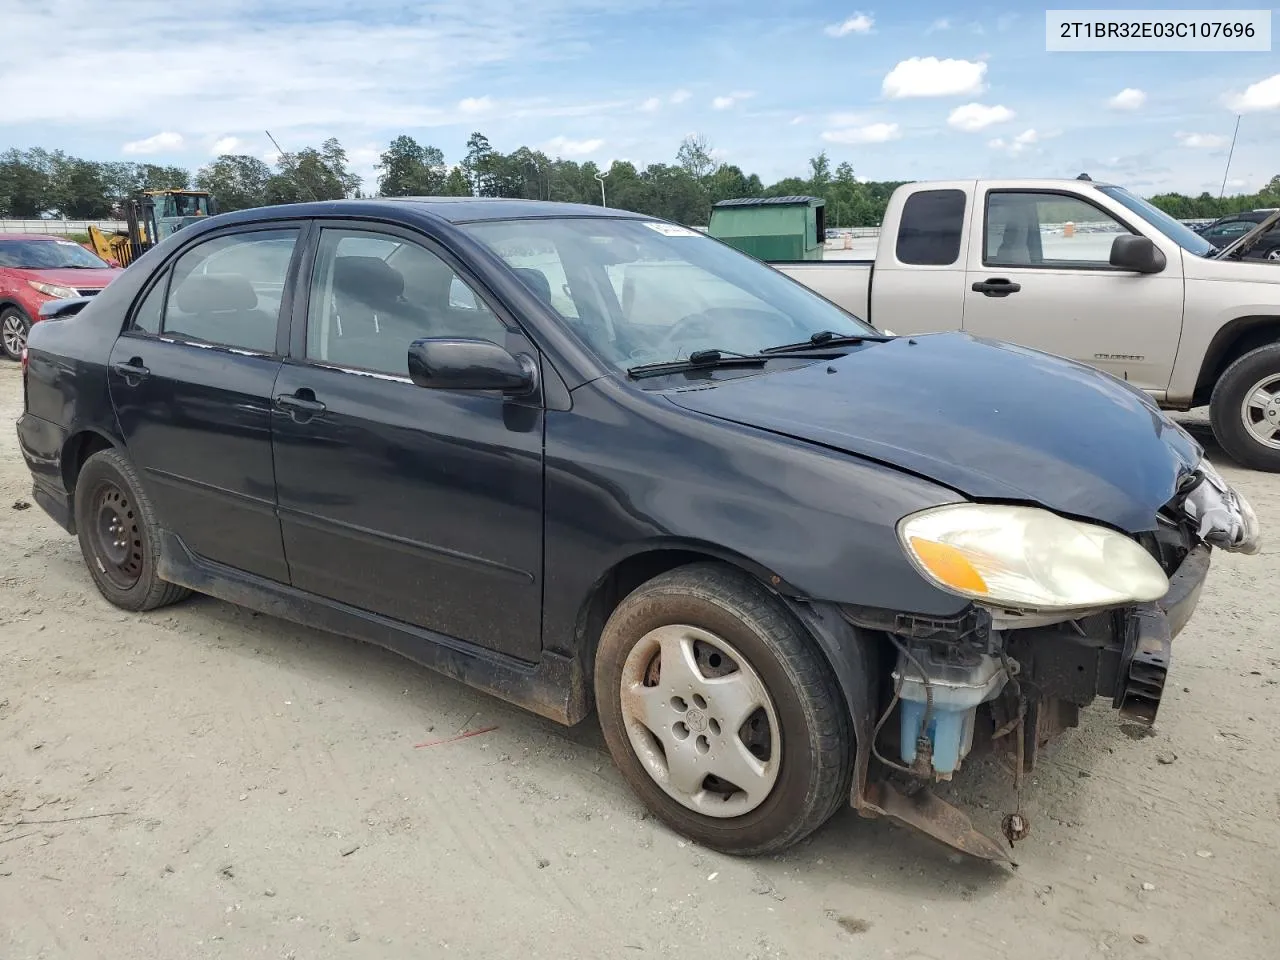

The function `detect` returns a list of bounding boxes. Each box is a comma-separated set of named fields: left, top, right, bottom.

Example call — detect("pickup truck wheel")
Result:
left=1210, top=343, right=1280, bottom=471
left=1, top=307, right=30, bottom=361
left=594, top=563, right=852, bottom=856
left=74, top=449, right=192, bottom=611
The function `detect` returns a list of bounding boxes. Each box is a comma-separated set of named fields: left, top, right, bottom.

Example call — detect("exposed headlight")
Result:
left=27, top=280, right=79, bottom=300
left=897, top=503, right=1169, bottom=611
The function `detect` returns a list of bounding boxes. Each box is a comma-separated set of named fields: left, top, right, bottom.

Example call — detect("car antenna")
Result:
left=1076, top=172, right=1092, bottom=181
left=265, top=129, right=321, bottom=203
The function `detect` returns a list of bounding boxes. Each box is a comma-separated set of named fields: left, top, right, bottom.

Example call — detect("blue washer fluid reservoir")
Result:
left=893, top=642, right=1008, bottom=779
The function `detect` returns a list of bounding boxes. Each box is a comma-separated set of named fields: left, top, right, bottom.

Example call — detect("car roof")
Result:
left=216, top=197, right=653, bottom=226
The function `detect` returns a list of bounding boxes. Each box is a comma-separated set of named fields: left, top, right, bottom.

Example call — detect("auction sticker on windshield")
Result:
left=644, top=222, right=700, bottom=237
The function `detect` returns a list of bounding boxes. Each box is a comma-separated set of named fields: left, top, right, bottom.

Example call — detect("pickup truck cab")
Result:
left=777, top=179, right=1280, bottom=471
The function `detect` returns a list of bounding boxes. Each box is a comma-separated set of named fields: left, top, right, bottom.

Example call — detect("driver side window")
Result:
left=306, top=228, right=508, bottom=377
left=985, top=192, right=1134, bottom=269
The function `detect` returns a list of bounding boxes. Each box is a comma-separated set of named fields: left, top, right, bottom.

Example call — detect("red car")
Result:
left=0, top=234, right=124, bottom=360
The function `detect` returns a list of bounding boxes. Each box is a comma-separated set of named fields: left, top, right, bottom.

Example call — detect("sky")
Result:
left=3, top=0, right=1279, bottom=197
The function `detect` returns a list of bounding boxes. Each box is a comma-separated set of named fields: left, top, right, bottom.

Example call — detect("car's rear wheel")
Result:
left=74, top=448, right=191, bottom=611
left=1209, top=343, right=1280, bottom=472
left=1, top=307, right=30, bottom=361
left=594, top=563, right=852, bottom=855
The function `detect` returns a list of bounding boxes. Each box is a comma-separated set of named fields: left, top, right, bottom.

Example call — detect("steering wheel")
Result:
left=652, top=311, right=717, bottom=356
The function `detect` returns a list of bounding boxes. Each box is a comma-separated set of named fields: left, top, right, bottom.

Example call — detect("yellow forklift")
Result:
left=87, top=189, right=217, bottom=267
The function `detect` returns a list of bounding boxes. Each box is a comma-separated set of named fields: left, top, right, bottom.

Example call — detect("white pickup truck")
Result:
left=776, top=178, right=1280, bottom=472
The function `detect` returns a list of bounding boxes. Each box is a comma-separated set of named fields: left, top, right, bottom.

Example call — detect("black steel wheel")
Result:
left=74, top=448, right=191, bottom=611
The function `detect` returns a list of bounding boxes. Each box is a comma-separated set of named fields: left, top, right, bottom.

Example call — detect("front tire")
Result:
left=74, top=448, right=191, bottom=611
left=1, top=307, right=30, bottom=361
left=594, top=563, right=852, bottom=856
left=1209, top=343, right=1280, bottom=472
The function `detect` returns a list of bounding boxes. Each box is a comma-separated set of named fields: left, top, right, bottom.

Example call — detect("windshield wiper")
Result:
left=627, top=348, right=817, bottom=379
left=760, top=329, right=889, bottom=354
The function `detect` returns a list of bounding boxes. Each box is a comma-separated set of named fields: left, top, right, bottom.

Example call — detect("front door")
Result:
left=107, top=226, right=302, bottom=581
left=271, top=224, right=545, bottom=661
left=961, top=189, right=1184, bottom=394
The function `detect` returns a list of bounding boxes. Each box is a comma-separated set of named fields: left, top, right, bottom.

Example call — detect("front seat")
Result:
left=170, top=274, right=275, bottom=353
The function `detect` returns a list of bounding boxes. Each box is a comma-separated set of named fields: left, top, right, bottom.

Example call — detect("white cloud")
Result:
left=640, top=97, right=662, bottom=113
left=826, top=111, right=868, bottom=127
left=1176, top=131, right=1229, bottom=149
left=825, top=13, right=874, bottom=37
left=262, top=150, right=281, bottom=165
left=545, top=135, right=604, bottom=156
left=989, top=128, right=1039, bottom=154
left=883, top=57, right=987, bottom=99
left=790, top=115, right=807, bottom=125
left=821, top=122, right=901, bottom=144
left=947, top=102, right=1014, bottom=132
left=669, top=89, right=691, bottom=104
left=712, top=91, right=753, bottom=110
left=458, top=96, right=494, bottom=114
left=1226, top=73, right=1280, bottom=113
left=1108, top=88, right=1147, bottom=111
left=122, top=131, right=184, bottom=154
left=211, top=136, right=241, bottom=155
left=927, top=18, right=950, bottom=32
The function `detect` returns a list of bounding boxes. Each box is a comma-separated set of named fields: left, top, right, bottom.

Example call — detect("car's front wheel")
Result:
left=594, top=563, right=852, bottom=855
left=1210, top=343, right=1280, bottom=472
left=74, top=448, right=191, bottom=611
left=1, top=307, right=30, bottom=361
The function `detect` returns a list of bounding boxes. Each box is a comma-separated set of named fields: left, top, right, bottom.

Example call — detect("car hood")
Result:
left=664, top=332, right=1202, bottom=533
left=10, top=266, right=121, bottom=289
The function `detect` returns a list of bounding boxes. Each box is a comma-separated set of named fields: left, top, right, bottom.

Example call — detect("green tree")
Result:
left=676, top=133, right=718, bottom=181
left=266, top=138, right=361, bottom=203
left=195, top=155, right=273, bottom=211
left=0, top=148, right=54, bottom=217
left=442, top=166, right=473, bottom=196
left=377, top=135, right=447, bottom=196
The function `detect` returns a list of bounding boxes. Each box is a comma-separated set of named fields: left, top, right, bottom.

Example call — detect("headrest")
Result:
left=511, top=267, right=552, bottom=305
left=175, top=274, right=257, bottom=313
left=332, top=255, right=404, bottom=309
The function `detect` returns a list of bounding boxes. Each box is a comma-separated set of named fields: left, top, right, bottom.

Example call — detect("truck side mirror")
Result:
left=1110, top=235, right=1166, bottom=274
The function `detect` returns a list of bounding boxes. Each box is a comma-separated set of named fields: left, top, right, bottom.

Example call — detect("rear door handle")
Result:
left=111, top=359, right=150, bottom=382
left=972, top=278, right=1022, bottom=297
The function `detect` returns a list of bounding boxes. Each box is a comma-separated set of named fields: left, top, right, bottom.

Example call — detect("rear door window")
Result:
left=161, top=230, right=299, bottom=352
left=896, top=189, right=966, bottom=266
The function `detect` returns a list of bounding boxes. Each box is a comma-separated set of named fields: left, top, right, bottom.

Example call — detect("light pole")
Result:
left=595, top=169, right=609, bottom=207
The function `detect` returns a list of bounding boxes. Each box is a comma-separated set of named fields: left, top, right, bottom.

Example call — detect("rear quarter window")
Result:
left=896, top=189, right=967, bottom=266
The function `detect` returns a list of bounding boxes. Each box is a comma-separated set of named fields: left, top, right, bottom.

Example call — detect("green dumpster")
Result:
left=708, top=196, right=826, bottom=262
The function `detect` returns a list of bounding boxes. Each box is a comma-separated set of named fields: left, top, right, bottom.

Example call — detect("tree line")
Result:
left=2, top=134, right=1278, bottom=226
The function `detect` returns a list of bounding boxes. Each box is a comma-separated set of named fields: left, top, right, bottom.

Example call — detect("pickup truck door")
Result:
left=960, top=187, right=1184, bottom=395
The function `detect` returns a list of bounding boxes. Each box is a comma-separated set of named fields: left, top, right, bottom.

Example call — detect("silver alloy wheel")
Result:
left=1241, top=374, right=1280, bottom=450
left=1267, top=248, right=1280, bottom=261
left=619, top=624, right=781, bottom=818
left=1, top=313, right=26, bottom=358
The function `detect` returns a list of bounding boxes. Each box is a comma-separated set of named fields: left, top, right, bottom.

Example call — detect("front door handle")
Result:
left=972, top=278, right=1022, bottom=297
left=111, top=358, right=150, bottom=382
left=274, top=390, right=327, bottom=420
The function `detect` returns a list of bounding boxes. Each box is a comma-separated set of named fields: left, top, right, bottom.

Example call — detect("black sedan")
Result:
left=16, top=198, right=1260, bottom=861
left=1197, top=209, right=1280, bottom=260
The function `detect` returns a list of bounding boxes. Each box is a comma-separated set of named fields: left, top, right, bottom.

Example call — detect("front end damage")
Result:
left=840, top=462, right=1260, bottom=863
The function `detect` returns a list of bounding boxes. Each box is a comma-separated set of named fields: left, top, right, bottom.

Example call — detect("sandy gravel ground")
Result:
left=1, top=360, right=1278, bottom=960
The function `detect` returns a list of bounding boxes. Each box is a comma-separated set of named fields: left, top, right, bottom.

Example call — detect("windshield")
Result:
left=1097, top=186, right=1216, bottom=258
left=462, top=217, right=874, bottom=370
left=0, top=238, right=111, bottom=270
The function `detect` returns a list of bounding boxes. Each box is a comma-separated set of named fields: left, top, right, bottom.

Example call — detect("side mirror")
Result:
left=407, top=338, right=537, bottom=395
left=1110, top=235, right=1166, bottom=274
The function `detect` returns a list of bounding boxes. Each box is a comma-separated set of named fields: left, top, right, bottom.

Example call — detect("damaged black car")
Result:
left=16, top=199, right=1261, bottom=861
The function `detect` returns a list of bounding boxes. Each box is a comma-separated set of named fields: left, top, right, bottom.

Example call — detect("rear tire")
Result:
left=594, top=562, right=852, bottom=856
left=74, top=448, right=191, bottom=611
left=1209, top=343, right=1280, bottom=472
left=1, top=307, right=30, bottom=361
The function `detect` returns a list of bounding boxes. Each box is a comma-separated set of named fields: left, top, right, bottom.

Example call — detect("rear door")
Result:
left=270, top=222, right=545, bottom=661
left=107, top=225, right=303, bottom=581
left=867, top=185, right=971, bottom=333
left=960, top=188, right=1184, bottom=393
